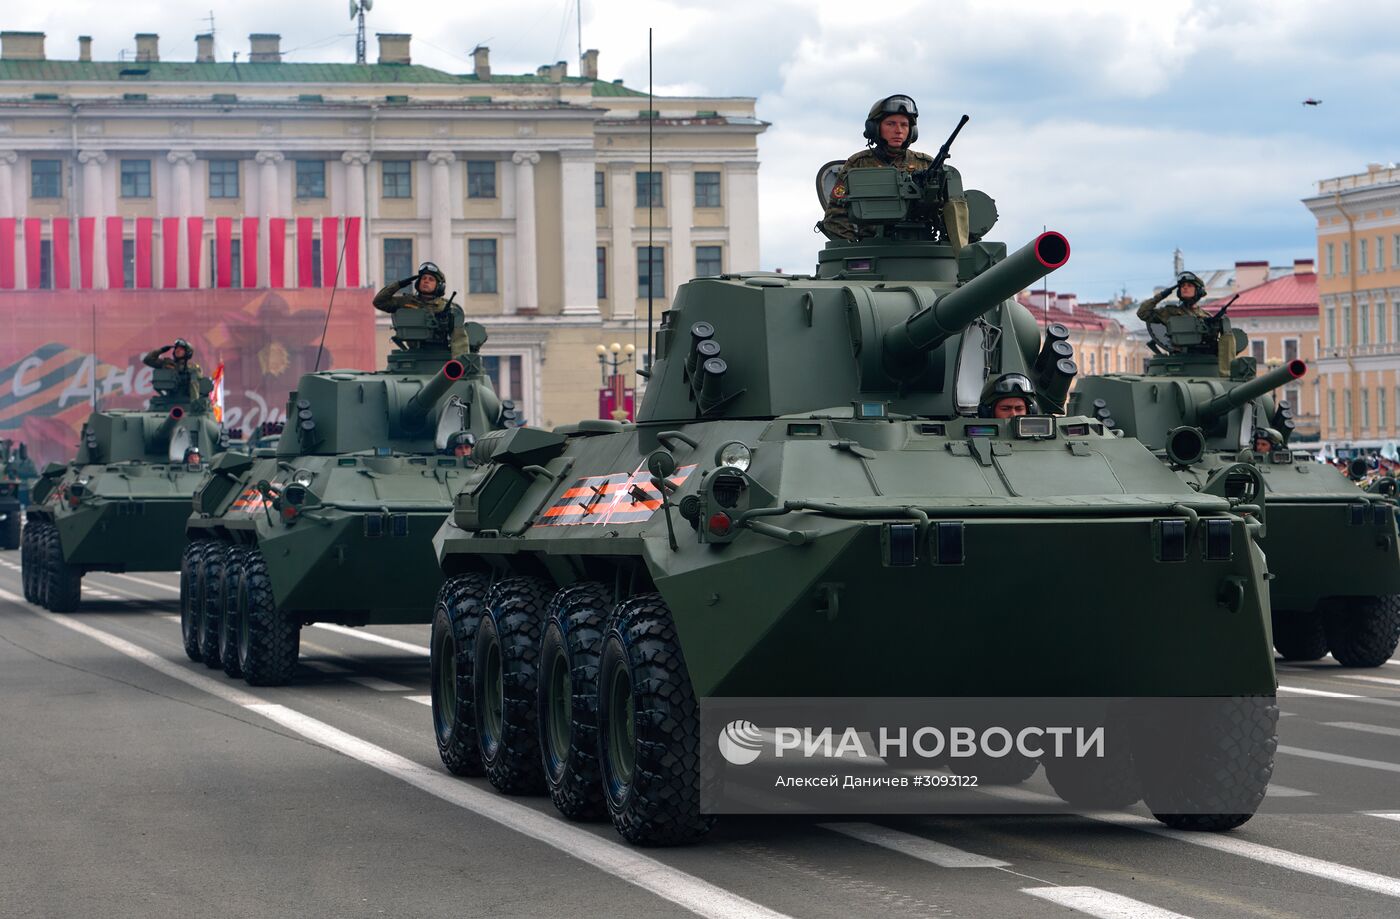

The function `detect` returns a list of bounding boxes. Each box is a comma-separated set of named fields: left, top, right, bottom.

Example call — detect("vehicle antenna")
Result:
left=645, top=27, right=654, bottom=375
left=91, top=301, right=99, bottom=410
left=313, top=224, right=353, bottom=372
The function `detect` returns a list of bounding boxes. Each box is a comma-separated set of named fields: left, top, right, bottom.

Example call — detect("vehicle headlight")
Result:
left=76, top=475, right=91, bottom=488
left=291, top=469, right=315, bottom=488
left=715, top=441, right=752, bottom=473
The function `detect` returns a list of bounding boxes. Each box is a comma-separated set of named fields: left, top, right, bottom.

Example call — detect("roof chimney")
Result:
left=1055, top=292, right=1078, bottom=314
left=195, top=33, right=214, bottom=63
left=249, top=34, right=281, bottom=63
left=135, top=33, right=159, bottom=63
left=1234, top=260, right=1269, bottom=292
left=581, top=48, right=599, bottom=80
left=551, top=60, right=567, bottom=82
left=377, top=33, right=411, bottom=65
left=1294, top=258, right=1316, bottom=275
left=1, top=31, right=47, bottom=62
left=78, top=36, right=92, bottom=62
left=472, top=45, right=490, bottom=80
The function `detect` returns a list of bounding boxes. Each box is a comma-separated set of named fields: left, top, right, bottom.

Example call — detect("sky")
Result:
left=11, top=0, right=1398, bottom=300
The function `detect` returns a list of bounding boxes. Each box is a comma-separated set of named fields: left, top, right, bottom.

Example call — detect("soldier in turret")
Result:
left=1137, top=271, right=1235, bottom=374
left=978, top=373, right=1036, bottom=419
left=142, top=339, right=203, bottom=401
left=820, top=95, right=936, bottom=242
left=373, top=261, right=471, bottom=359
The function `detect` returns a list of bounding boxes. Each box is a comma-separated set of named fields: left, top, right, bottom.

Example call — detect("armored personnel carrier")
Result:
left=0, top=439, right=32, bottom=549
left=21, top=367, right=222, bottom=611
left=426, top=127, right=1279, bottom=846
left=181, top=306, right=514, bottom=686
left=1073, top=312, right=1400, bottom=667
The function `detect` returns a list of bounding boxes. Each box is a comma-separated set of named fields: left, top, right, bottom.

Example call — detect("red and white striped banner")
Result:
left=51, top=217, right=71, bottom=290
left=105, top=216, right=124, bottom=288
left=161, top=217, right=179, bottom=289
left=135, top=217, right=154, bottom=289
left=78, top=217, right=96, bottom=289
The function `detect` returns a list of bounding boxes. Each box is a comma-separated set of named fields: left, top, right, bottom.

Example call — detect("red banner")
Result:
left=321, top=217, right=339, bottom=289
left=0, top=218, right=14, bottom=289
left=0, top=288, right=377, bottom=467
left=214, top=217, right=233, bottom=289
left=345, top=216, right=361, bottom=287
left=296, top=217, right=314, bottom=288
left=52, top=218, right=71, bottom=290
left=161, top=217, right=179, bottom=289
left=78, top=217, right=95, bottom=289
left=269, top=218, right=286, bottom=288
left=105, top=216, right=124, bottom=289
left=24, top=218, right=40, bottom=289
left=242, top=217, right=259, bottom=288
left=186, top=216, right=204, bottom=288
left=135, top=217, right=154, bottom=289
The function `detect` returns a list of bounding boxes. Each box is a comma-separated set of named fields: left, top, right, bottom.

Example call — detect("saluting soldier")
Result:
left=1137, top=271, right=1235, bottom=374
left=820, top=95, right=936, bottom=242
left=373, top=261, right=471, bottom=359
left=141, top=339, right=203, bottom=401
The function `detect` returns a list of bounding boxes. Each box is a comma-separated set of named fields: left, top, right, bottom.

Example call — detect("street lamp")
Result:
left=596, top=342, right=636, bottom=421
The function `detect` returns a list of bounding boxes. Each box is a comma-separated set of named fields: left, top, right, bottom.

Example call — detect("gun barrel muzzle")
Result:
left=402, top=360, right=466, bottom=430
left=1198, top=359, right=1307, bottom=424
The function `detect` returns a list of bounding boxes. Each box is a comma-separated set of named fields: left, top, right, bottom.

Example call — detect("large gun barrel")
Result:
left=1198, top=359, right=1307, bottom=425
left=402, top=360, right=465, bottom=430
left=883, top=231, right=1070, bottom=367
left=149, top=406, right=185, bottom=448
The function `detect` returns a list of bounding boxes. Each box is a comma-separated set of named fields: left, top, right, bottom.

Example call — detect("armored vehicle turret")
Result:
left=426, top=125, right=1278, bottom=847
left=21, top=365, right=223, bottom=611
left=1074, top=311, right=1400, bottom=667
left=181, top=305, right=514, bottom=686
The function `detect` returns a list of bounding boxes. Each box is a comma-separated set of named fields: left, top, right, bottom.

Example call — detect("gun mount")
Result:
left=402, top=360, right=466, bottom=431
left=1197, top=360, right=1307, bottom=428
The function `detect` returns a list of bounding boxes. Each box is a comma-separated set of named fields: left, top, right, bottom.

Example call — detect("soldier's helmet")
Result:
left=863, top=94, right=919, bottom=148
left=978, top=372, right=1037, bottom=417
left=1252, top=427, right=1283, bottom=450
left=172, top=338, right=194, bottom=361
left=415, top=261, right=447, bottom=297
left=1175, top=271, right=1206, bottom=304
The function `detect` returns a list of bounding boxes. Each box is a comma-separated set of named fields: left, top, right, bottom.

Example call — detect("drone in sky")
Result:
left=1301, top=98, right=1323, bottom=106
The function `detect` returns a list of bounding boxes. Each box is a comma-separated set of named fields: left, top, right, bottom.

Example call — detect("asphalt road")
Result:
left=3, top=549, right=1400, bottom=919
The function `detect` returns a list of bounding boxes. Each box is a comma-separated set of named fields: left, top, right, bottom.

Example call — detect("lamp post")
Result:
left=596, top=341, right=636, bottom=421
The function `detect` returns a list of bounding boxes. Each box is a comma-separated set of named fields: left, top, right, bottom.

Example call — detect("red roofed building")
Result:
left=1018, top=290, right=1139, bottom=378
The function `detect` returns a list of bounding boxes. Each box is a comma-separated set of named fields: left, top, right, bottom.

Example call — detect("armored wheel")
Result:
left=538, top=582, right=612, bottom=820
left=178, top=540, right=210, bottom=662
left=1142, top=696, right=1277, bottom=832
left=473, top=577, right=552, bottom=795
left=1270, top=609, right=1328, bottom=662
left=197, top=543, right=232, bottom=668
left=234, top=549, right=299, bottom=686
left=430, top=573, right=491, bottom=776
left=39, top=522, right=82, bottom=612
left=597, top=593, right=714, bottom=846
left=0, top=507, right=19, bottom=550
left=1322, top=595, right=1400, bottom=668
left=217, top=548, right=249, bottom=677
left=20, top=520, right=43, bottom=603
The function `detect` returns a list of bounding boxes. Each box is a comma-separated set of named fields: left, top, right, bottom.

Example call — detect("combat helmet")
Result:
left=172, top=338, right=194, bottom=361
left=1175, top=270, right=1207, bottom=305
left=863, top=94, right=919, bottom=149
left=978, top=372, right=1036, bottom=417
left=415, top=261, right=447, bottom=299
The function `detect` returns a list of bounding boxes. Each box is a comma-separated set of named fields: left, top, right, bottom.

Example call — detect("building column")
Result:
left=512, top=151, right=540, bottom=313
left=426, top=151, right=455, bottom=273
left=559, top=149, right=599, bottom=316
left=167, top=150, right=196, bottom=287
left=667, top=161, right=694, bottom=299
left=255, top=150, right=283, bottom=288
left=608, top=162, right=634, bottom=319
left=0, top=151, right=15, bottom=217
left=342, top=151, right=371, bottom=287
left=78, top=149, right=108, bottom=287
left=725, top=161, right=761, bottom=272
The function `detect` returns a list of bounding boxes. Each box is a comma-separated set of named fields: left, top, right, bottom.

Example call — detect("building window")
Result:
left=466, top=161, right=496, bottom=199
left=1342, top=303, right=1352, bottom=345
left=296, top=160, right=326, bottom=198
left=1394, top=235, right=1400, bottom=271
left=120, top=159, right=151, bottom=198
left=468, top=239, right=498, bottom=294
left=1325, top=306, right=1336, bottom=348
left=1325, top=243, right=1335, bottom=277
left=30, top=159, right=61, bottom=198
left=1395, top=386, right=1400, bottom=428
left=595, top=171, right=606, bottom=208
left=209, top=239, right=243, bottom=287
left=1377, top=236, right=1386, bottom=272
left=310, top=239, right=322, bottom=287
left=1342, top=241, right=1351, bottom=274
left=694, top=171, right=721, bottom=207
left=1382, top=388, right=1388, bottom=433
left=208, top=160, right=239, bottom=198
left=1285, top=385, right=1301, bottom=412
left=1360, top=302, right=1371, bottom=345
left=37, top=239, right=52, bottom=289
left=382, top=161, right=412, bottom=198
left=1380, top=303, right=1389, bottom=344
left=1328, top=390, right=1337, bottom=430
left=637, top=246, right=665, bottom=299
left=1250, top=340, right=1265, bottom=363
left=383, top=238, right=413, bottom=284
left=635, top=171, right=663, bottom=208
left=1284, top=338, right=1299, bottom=362
left=482, top=354, right=527, bottom=422
left=122, top=239, right=135, bottom=289
left=1345, top=391, right=1354, bottom=431
left=1359, top=239, right=1369, bottom=274
left=1362, top=389, right=1371, bottom=430
left=696, top=245, right=722, bottom=277
left=596, top=246, right=607, bottom=299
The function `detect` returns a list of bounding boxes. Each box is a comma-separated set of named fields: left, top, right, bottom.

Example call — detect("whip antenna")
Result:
left=645, top=27, right=654, bottom=374
left=313, top=223, right=352, bottom=372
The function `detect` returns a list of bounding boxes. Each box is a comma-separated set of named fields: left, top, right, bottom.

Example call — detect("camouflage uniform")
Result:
left=141, top=345, right=204, bottom=401
left=1136, top=280, right=1235, bottom=375
left=821, top=147, right=936, bottom=241
left=373, top=277, right=471, bottom=359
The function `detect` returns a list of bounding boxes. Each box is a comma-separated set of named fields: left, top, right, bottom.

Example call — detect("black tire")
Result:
left=0, top=509, right=19, bottom=550
left=40, top=522, right=81, bottom=612
left=539, top=582, right=612, bottom=820
left=474, top=577, right=552, bottom=795
left=1271, top=609, right=1328, bottom=662
left=218, top=548, right=248, bottom=677
left=430, top=573, right=491, bottom=776
left=597, top=593, right=714, bottom=846
left=1143, top=696, right=1278, bottom=832
left=197, top=543, right=231, bottom=668
left=1044, top=735, right=1142, bottom=810
left=21, top=520, right=43, bottom=603
left=235, top=549, right=299, bottom=686
left=1323, top=595, right=1400, bottom=668
left=178, top=540, right=208, bottom=661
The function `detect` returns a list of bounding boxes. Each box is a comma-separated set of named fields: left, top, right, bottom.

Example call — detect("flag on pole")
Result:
left=211, top=362, right=225, bottom=423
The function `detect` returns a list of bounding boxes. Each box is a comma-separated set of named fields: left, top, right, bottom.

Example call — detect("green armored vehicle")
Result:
left=181, top=305, right=514, bottom=686
left=427, top=130, right=1279, bottom=846
left=1073, top=312, right=1400, bottom=667
left=21, top=366, right=223, bottom=611
left=0, top=439, right=34, bottom=548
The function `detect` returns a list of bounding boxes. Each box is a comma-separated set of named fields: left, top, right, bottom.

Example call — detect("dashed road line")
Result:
left=311, top=623, right=429, bottom=656
left=1022, top=886, right=1192, bottom=918
left=1339, top=673, right=1400, bottom=688
left=1365, top=813, right=1400, bottom=823
left=405, top=694, right=432, bottom=706
left=1264, top=784, right=1316, bottom=798
left=818, top=822, right=1009, bottom=868
left=1324, top=721, right=1400, bottom=739
left=1279, top=745, right=1400, bottom=774
left=347, top=675, right=414, bottom=693
left=1277, top=685, right=1358, bottom=698
left=111, top=573, right=179, bottom=594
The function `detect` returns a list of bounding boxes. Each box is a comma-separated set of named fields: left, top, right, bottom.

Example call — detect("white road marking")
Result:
left=311, top=623, right=429, bottom=656
left=1279, top=745, right=1400, bottom=774
left=1325, top=721, right=1400, bottom=739
left=0, top=558, right=20, bottom=570
left=1339, top=674, right=1400, bottom=688
left=1277, top=685, right=1358, bottom=698
left=87, top=578, right=173, bottom=603
left=1264, top=784, right=1316, bottom=798
left=1022, top=886, right=1192, bottom=918
left=818, top=822, right=1008, bottom=868
left=0, top=586, right=788, bottom=919
left=981, top=786, right=1400, bottom=899
left=1365, top=812, right=1400, bottom=823
left=303, top=660, right=353, bottom=675
left=405, top=694, right=432, bottom=706
left=112, top=573, right=179, bottom=594
left=347, top=676, right=414, bottom=693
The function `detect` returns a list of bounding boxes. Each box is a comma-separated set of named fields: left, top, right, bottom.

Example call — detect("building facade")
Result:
left=1020, top=291, right=1139, bottom=380
left=1303, top=164, right=1400, bottom=452
left=0, top=29, right=766, bottom=427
